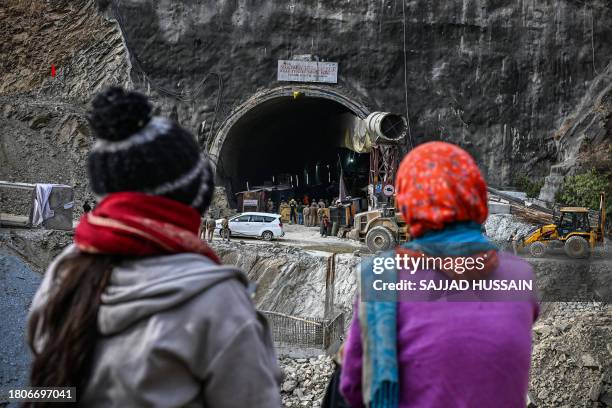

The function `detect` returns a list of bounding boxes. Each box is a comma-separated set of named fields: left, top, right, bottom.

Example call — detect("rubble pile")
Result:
left=530, top=303, right=612, bottom=407
left=485, top=214, right=535, bottom=243
left=279, top=355, right=335, bottom=408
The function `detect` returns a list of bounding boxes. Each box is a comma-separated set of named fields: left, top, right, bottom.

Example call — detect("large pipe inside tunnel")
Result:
left=213, top=92, right=406, bottom=206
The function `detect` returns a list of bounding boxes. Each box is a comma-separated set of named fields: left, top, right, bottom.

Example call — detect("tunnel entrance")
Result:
left=212, top=87, right=371, bottom=207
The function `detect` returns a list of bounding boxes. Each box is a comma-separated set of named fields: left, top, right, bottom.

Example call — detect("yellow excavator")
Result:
left=521, top=192, right=606, bottom=258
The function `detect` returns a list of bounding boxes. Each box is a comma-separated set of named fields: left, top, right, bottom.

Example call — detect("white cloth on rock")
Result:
left=31, top=184, right=57, bottom=226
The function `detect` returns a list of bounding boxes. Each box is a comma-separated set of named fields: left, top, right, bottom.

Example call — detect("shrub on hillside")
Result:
left=556, top=169, right=612, bottom=221
left=514, top=176, right=544, bottom=198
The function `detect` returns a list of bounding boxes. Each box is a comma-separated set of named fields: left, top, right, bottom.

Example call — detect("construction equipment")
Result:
left=351, top=206, right=409, bottom=252
left=339, top=111, right=407, bottom=209
left=520, top=192, right=606, bottom=258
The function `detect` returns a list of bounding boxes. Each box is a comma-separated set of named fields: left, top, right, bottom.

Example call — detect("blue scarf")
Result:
left=402, top=221, right=497, bottom=255
left=360, top=222, right=497, bottom=408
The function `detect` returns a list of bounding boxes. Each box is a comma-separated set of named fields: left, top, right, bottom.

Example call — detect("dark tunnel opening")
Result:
left=216, top=96, right=370, bottom=207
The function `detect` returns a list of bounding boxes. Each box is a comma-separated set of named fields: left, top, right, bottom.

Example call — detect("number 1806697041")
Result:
left=7, top=387, right=76, bottom=402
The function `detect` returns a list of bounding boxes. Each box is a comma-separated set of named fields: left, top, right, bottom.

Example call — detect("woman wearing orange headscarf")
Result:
left=340, top=142, right=538, bottom=408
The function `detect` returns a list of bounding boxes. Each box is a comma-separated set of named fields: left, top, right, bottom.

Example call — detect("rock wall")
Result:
left=539, top=62, right=612, bottom=202
left=109, top=0, right=612, bottom=186
left=0, top=0, right=131, bottom=100
left=2, top=0, right=612, bottom=210
left=213, top=241, right=359, bottom=318
left=0, top=0, right=130, bottom=212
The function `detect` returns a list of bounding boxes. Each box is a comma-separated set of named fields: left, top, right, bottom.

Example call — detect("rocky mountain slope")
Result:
left=0, top=0, right=130, bottom=214
left=2, top=0, right=612, bottom=208
left=539, top=62, right=612, bottom=202
left=108, top=0, right=612, bottom=185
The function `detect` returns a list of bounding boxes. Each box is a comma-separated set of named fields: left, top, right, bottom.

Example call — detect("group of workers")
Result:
left=267, top=197, right=332, bottom=225
left=198, top=195, right=335, bottom=244
left=267, top=196, right=333, bottom=237
left=200, top=213, right=230, bottom=243
left=26, top=87, right=539, bottom=408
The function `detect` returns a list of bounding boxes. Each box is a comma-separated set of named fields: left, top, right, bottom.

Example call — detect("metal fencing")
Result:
left=260, top=310, right=345, bottom=354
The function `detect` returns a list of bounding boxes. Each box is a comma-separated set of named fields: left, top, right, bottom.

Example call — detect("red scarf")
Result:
left=75, top=192, right=220, bottom=264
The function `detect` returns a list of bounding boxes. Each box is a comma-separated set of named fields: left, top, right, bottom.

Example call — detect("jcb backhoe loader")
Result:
left=521, top=192, right=606, bottom=258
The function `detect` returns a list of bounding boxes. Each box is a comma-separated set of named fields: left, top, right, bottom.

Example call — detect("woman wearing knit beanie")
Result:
left=25, top=87, right=282, bottom=408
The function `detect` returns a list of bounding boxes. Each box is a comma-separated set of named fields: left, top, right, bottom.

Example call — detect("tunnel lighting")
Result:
left=296, top=175, right=299, bottom=187
left=272, top=175, right=275, bottom=183
left=246, top=181, right=249, bottom=190
left=306, top=173, right=309, bottom=185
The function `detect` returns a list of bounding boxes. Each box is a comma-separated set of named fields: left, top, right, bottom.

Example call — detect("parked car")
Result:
left=216, top=212, right=284, bottom=241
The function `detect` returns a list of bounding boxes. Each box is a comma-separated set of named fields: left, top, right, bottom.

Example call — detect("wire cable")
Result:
left=401, top=0, right=414, bottom=149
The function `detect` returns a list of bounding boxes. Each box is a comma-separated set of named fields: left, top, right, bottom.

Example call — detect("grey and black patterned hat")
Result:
left=87, top=87, right=214, bottom=214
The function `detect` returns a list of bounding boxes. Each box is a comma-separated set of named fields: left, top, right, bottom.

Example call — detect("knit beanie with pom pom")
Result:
left=86, top=87, right=214, bottom=214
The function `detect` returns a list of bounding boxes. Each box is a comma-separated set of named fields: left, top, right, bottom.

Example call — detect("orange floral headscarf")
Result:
left=395, top=142, right=488, bottom=238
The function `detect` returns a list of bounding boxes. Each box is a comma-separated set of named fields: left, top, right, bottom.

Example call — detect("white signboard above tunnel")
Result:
left=277, top=60, right=338, bottom=84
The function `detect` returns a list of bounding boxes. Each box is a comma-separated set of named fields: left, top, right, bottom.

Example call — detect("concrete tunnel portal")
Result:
left=211, top=86, right=374, bottom=206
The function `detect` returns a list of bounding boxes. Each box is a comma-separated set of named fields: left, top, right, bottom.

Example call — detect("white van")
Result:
left=216, top=212, right=284, bottom=241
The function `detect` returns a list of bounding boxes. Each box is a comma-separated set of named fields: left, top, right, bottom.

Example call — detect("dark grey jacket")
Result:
left=29, top=245, right=282, bottom=408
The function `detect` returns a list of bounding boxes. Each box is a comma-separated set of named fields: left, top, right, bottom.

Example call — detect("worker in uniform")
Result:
left=297, top=200, right=304, bottom=225
left=510, top=231, right=518, bottom=255
left=318, top=198, right=326, bottom=208
left=320, top=214, right=331, bottom=238
left=205, top=213, right=216, bottom=243
left=303, top=205, right=310, bottom=227
left=317, top=206, right=325, bottom=230
left=200, top=217, right=207, bottom=241
left=266, top=198, right=274, bottom=213
left=220, top=215, right=230, bottom=242
left=310, top=202, right=318, bottom=227
left=289, top=198, right=298, bottom=225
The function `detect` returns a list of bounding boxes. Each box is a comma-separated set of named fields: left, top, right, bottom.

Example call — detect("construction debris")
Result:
left=529, top=303, right=612, bottom=407
left=280, top=355, right=335, bottom=408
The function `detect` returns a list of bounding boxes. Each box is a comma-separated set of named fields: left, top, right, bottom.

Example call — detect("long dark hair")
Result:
left=24, top=253, right=117, bottom=407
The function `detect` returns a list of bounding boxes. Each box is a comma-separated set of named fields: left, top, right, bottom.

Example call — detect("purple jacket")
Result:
left=340, top=252, right=538, bottom=408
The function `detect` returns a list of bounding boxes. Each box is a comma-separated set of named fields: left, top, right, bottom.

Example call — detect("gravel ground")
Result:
left=214, top=223, right=367, bottom=255
left=0, top=253, right=41, bottom=405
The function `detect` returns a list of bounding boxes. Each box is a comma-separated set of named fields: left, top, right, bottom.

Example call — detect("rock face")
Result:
left=109, top=0, right=612, bottom=186
left=0, top=0, right=131, bottom=212
left=0, top=0, right=131, bottom=100
left=2, top=0, right=612, bottom=206
left=539, top=63, right=612, bottom=202
left=212, top=240, right=359, bottom=318
left=0, top=99, right=92, bottom=215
